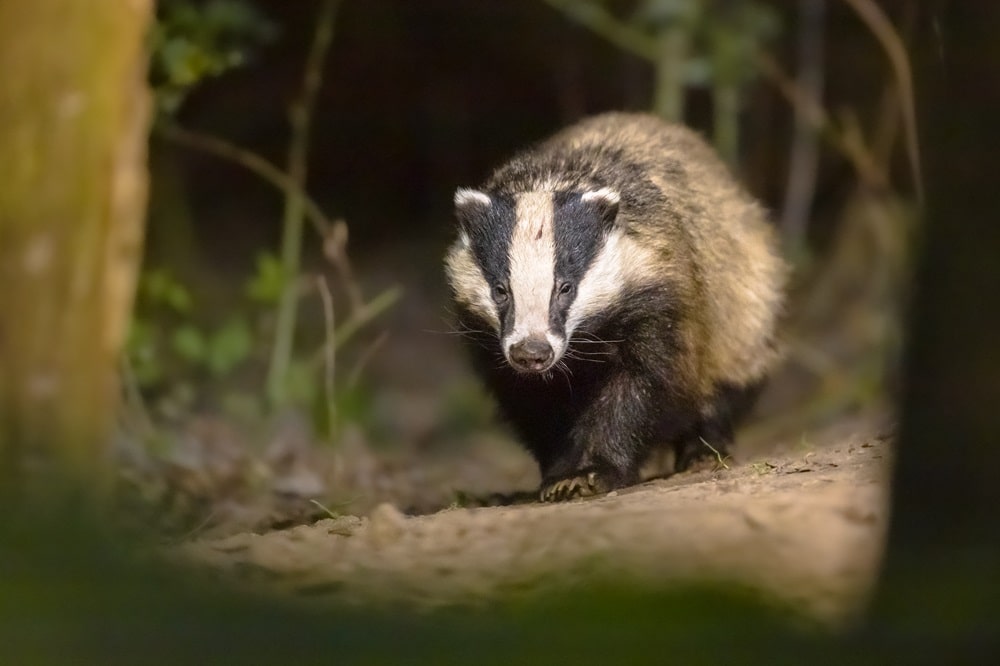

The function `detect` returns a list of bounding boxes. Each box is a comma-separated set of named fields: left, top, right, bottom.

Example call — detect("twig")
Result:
left=753, top=50, right=886, bottom=189
left=544, top=0, right=908, bottom=199
left=870, top=2, right=916, bottom=171
left=348, top=330, right=389, bottom=390
left=310, top=497, right=360, bottom=519
left=159, top=123, right=367, bottom=321
left=308, top=288, right=400, bottom=374
left=157, top=123, right=332, bottom=238
left=541, top=0, right=657, bottom=61
left=315, top=275, right=337, bottom=438
left=653, top=22, right=690, bottom=122
left=840, top=0, right=923, bottom=203
left=699, top=437, right=730, bottom=470
left=268, top=0, right=341, bottom=406
left=310, top=498, right=339, bottom=520
left=332, top=286, right=402, bottom=351
left=169, top=507, right=219, bottom=545
left=322, top=219, right=364, bottom=314
left=781, top=0, right=826, bottom=248
left=541, top=0, right=688, bottom=122
left=710, top=35, right=741, bottom=167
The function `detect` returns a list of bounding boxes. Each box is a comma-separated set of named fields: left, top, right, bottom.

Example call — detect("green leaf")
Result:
left=160, top=38, right=211, bottom=87
left=206, top=317, right=252, bottom=377
left=171, top=325, right=207, bottom=363
left=246, top=252, right=288, bottom=304
left=139, top=267, right=192, bottom=312
left=152, top=0, right=278, bottom=115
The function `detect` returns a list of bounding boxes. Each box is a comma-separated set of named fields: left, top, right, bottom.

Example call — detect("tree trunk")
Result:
left=868, top=2, right=1000, bottom=649
left=0, top=1, right=153, bottom=509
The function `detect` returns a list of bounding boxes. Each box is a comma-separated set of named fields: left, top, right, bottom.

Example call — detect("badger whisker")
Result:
left=563, top=351, right=606, bottom=364
left=570, top=334, right=624, bottom=345
left=566, top=347, right=614, bottom=356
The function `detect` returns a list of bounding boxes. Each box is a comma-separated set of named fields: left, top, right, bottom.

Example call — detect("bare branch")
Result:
left=157, top=123, right=333, bottom=238
left=841, top=0, right=923, bottom=202
left=315, top=275, right=337, bottom=438
left=781, top=0, right=826, bottom=247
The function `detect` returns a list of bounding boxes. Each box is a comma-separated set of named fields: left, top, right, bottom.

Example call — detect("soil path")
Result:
left=177, top=416, right=891, bottom=622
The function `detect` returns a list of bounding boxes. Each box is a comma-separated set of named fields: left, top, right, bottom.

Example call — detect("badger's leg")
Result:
left=674, top=418, right=734, bottom=472
left=673, top=380, right=764, bottom=472
left=538, top=371, right=652, bottom=502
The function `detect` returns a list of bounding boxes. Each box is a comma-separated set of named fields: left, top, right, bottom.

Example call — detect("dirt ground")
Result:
left=175, top=411, right=892, bottom=624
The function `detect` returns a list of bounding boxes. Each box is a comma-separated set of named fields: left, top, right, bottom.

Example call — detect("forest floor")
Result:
left=171, top=410, right=892, bottom=624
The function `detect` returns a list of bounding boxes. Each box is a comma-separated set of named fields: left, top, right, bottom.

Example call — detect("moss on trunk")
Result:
left=0, top=1, right=153, bottom=508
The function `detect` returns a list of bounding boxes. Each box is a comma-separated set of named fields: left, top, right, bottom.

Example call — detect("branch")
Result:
left=754, top=50, right=887, bottom=189
left=541, top=0, right=656, bottom=60
left=841, top=0, right=923, bottom=203
left=316, top=275, right=337, bottom=438
left=333, top=287, right=401, bottom=351
left=780, top=0, right=826, bottom=248
left=157, top=123, right=332, bottom=238
left=542, top=0, right=904, bottom=195
left=269, top=0, right=341, bottom=406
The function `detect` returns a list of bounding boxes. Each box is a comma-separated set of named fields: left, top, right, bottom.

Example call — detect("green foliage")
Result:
left=137, top=0, right=394, bottom=443
left=632, top=0, right=781, bottom=88
left=702, top=1, right=781, bottom=85
left=127, top=267, right=258, bottom=419
left=169, top=317, right=253, bottom=378
left=139, top=266, right=193, bottom=313
left=245, top=252, right=290, bottom=305
left=151, top=0, right=277, bottom=114
left=126, top=263, right=389, bottom=440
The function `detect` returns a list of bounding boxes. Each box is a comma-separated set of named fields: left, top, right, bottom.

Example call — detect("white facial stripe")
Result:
left=566, top=230, right=658, bottom=334
left=444, top=243, right=499, bottom=331
left=506, top=192, right=556, bottom=349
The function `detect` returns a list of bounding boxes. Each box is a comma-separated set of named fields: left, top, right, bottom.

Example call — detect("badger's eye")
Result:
left=491, top=283, right=509, bottom=305
left=558, top=282, right=573, bottom=296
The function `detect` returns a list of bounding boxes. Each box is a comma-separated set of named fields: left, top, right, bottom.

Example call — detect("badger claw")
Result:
left=540, top=470, right=607, bottom=502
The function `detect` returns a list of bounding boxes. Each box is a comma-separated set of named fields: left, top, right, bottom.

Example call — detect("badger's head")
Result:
left=444, top=186, right=625, bottom=374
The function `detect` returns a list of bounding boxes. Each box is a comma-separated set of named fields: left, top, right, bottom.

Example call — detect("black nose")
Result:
left=508, top=337, right=554, bottom=372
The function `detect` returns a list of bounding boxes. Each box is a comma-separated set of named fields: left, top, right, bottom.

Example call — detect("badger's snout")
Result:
left=507, top=336, right=555, bottom=373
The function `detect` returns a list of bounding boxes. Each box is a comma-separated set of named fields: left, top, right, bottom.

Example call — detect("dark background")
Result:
left=159, top=0, right=908, bottom=272
left=144, top=0, right=928, bottom=451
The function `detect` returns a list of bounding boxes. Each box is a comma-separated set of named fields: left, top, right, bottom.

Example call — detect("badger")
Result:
left=445, top=112, right=785, bottom=502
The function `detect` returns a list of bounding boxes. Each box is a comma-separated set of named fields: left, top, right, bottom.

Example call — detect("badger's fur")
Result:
left=445, top=112, right=786, bottom=502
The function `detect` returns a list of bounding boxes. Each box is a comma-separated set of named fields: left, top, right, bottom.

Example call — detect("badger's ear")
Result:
left=581, top=187, right=620, bottom=230
left=453, top=188, right=491, bottom=232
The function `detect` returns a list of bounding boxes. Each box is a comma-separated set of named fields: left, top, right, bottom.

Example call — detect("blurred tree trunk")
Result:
left=0, top=1, right=153, bottom=509
left=868, top=1, right=1000, bottom=649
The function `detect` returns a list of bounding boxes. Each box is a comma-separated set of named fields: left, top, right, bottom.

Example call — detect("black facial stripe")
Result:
left=463, top=193, right=516, bottom=336
left=550, top=191, right=612, bottom=334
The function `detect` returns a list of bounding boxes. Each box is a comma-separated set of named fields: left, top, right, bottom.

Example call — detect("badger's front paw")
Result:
left=540, top=469, right=612, bottom=502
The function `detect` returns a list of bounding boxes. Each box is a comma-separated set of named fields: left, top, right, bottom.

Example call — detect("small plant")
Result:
left=699, top=437, right=732, bottom=470
left=127, top=265, right=260, bottom=422
left=150, top=0, right=276, bottom=114
left=129, top=0, right=399, bottom=442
